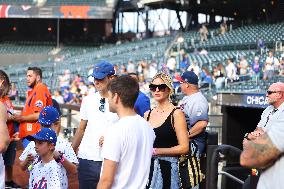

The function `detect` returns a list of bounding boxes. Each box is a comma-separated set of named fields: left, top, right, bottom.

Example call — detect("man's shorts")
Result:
left=3, top=141, right=17, bottom=166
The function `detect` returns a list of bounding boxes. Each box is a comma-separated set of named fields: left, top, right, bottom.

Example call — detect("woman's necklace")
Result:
left=155, top=107, right=166, bottom=113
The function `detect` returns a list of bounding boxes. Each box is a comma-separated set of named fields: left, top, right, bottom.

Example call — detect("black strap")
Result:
left=170, top=107, right=179, bottom=130
left=146, top=109, right=152, bottom=121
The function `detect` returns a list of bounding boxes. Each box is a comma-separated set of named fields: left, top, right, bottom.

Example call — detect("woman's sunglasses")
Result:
left=149, top=84, right=168, bottom=92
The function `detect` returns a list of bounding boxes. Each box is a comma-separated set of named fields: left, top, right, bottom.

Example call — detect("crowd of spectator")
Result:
left=53, top=48, right=284, bottom=107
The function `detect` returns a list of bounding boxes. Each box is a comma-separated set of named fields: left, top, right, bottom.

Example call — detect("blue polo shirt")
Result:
left=134, top=91, right=150, bottom=117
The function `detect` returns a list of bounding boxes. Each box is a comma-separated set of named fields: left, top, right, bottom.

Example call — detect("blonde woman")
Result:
left=145, top=72, right=189, bottom=188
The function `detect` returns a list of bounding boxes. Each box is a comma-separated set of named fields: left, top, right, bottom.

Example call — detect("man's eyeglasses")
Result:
left=149, top=84, right=168, bottom=92
left=99, top=98, right=105, bottom=112
left=267, top=90, right=280, bottom=95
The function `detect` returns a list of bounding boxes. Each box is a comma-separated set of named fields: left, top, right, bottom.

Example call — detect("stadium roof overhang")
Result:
left=118, top=0, right=278, bottom=19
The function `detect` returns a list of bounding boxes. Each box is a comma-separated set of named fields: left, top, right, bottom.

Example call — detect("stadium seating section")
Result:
left=0, top=22, right=283, bottom=100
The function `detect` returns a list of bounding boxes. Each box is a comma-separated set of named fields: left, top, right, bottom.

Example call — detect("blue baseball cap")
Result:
left=26, top=128, right=57, bottom=145
left=38, top=106, right=60, bottom=126
left=91, top=60, right=115, bottom=79
left=176, top=71, right=199, bottom=85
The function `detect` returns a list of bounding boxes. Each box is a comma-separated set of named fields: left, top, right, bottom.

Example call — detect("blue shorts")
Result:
left=3, top=141, right=17, bottom=166
left=78, top=158, right=102, bottom=189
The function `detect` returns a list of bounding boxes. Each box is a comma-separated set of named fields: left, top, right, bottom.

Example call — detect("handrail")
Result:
left=14, top=103, right=80, bottom=130
left=14, top=103, right=80, bottom=112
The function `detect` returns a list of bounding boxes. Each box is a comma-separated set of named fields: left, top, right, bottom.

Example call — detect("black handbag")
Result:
left=178, top=141, right=204, bottom=189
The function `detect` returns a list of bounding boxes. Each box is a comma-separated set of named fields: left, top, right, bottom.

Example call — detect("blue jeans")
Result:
left=78, top=158, right=102, bottom=189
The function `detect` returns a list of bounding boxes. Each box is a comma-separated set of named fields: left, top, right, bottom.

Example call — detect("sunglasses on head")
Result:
left=149, top=84, right=168, bottom=92
left=267, top=90, right=279, bottom=95
left=99, top=98, right=106, bottom=112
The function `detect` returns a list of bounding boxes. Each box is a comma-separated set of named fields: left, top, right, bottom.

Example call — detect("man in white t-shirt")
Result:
left=72, top=61, right=119, bottom=189
left=0, top=102, right=10, bottom=189
left=225, top=58, right=237, bottom=81
left=263, top=51, right=279, bottom=80
left=97, top=75, right=155, bottom=189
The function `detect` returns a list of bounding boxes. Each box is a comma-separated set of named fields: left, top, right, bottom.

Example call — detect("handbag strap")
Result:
left=170, top=107, right=179, bottom=130
left=146, top=109, right=153, bottom=121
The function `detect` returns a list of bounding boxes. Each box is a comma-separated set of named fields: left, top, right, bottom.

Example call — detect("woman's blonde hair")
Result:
left=152, top=72, right=174, bottom=95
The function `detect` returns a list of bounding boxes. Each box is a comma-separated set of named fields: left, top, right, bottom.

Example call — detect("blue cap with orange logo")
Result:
left=38, top=106, right=60, bottom=126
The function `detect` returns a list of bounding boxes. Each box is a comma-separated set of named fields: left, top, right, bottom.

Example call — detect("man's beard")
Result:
left=268, top=98, right=276, bottom=105
left=29, top=80, right=37, bottom=88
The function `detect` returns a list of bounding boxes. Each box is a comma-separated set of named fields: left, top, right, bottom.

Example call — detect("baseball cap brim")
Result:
left=26, top=135, right=50, bottom=143
left=91, top=72, right=108, bottom=80
left=175, top=75, right=184, bottom=82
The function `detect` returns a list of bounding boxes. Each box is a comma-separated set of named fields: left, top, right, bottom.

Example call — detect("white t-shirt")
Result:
left=29, top=160, right=64, bottom=189
left=0, top=154, right=4, bottom=189
left=167, top=57, right=176, bottom=71
left=102, top=115, right=155, bottom=189
left=239, top=59, right=248, bottom=75
left=265, top=56, right=279, bottom=71
left=20, top=136, right=78, bottom=188
left=226, top=62, right=237, bottom=80
left=187, top=64, right=201, bottom=76
left=78, top=92, right=119, bottom=161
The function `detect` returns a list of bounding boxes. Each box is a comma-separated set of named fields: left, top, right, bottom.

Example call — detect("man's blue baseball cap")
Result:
left=91, top=60, right=115, bottom=79
left=38, top=106, right=60, bottom=126
left=176, top=71, right=199, bottom=85
left=26, top=128, right=57, bottom=145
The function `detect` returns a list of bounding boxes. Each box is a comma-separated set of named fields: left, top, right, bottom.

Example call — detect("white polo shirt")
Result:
left=257, top=102, right=284, bottom=189
left=78, top=92, right=119, bottom=161
left=257, top=102, right=284, bottom=132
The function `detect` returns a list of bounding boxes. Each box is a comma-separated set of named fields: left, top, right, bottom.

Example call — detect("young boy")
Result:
left=20, top=105, right=78, bottom=188
left=26, top=127, right=63, bottom=188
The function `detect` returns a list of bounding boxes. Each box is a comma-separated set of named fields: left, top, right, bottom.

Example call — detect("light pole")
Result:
left=177, top=36, right=184, bottom=71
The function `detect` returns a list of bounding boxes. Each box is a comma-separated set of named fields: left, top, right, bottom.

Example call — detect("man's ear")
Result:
left=36, top=75, right=41, bottom=82
left=114, top=93, right=119, bottom=104
left=109, top=75, right=117, bottom=80
left=0, top=80, right=4, bottom=87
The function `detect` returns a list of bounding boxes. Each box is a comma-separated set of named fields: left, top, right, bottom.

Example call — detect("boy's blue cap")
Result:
left=38, top=106, right=60, bottom=126
left=26, top=128, right=57, bottom=145
left=176, top=71, right=199, bottom=85
left=91, top=60, right=115, bottom=79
